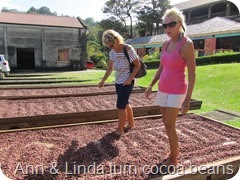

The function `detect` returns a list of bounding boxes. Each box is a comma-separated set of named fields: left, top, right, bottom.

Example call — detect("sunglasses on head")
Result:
left=162, top=21, right=177, bottom=29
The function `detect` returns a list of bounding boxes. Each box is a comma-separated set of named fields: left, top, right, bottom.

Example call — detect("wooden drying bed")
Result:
left=0, top=100, right=201, bottom=131
left=0, top=114, right=239, bottom=180
left=0, top=88, right=145, bottom=100
left=0, top=83, right=115, bottom=89
left=0, top=84, right=145, bottom=100
left=0, top=84, right=201, bottom=131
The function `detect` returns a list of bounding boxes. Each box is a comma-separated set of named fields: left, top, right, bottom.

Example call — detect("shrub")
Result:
left=214, top=50, right=235, bottom=56
left=89, top=53, right=106, bottom=65
left=142, top=52, right=240, bottom=69
left=142, top=52, right=160, bottom=62
left=97, top=60, right=107, bottom=69
left=144, top=60, right=160, bottom=69
left=196, top=53, right=240, bottom=66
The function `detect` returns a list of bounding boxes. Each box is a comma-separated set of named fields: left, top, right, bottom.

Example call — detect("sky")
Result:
left=0, top=0, right=187, bottom=22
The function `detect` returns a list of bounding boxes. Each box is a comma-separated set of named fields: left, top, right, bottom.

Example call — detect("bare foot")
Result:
left=124, top=125, right=135, bottom=133
left=164, top=152, right=171, bottom=161
left=127, top=124, right=135, bottom=129
left=115, top=130, right=124, bottom=136
left=162, top=158, right=178, bottom=167
left=163, top=152, right=180, bottom=162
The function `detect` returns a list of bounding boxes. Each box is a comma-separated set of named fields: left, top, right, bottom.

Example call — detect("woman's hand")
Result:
left=123, top=78, right=133, bottom=86
left=181, top=99, right=190, bottom=114
left=98, top=80, right=105, bottom=87
left=145, top=86, right=152, bottom=99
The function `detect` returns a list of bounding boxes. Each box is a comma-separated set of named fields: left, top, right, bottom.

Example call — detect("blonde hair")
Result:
left=102, top=29, right=124, bottom=46
left=162, top=7, right=186, bottom=33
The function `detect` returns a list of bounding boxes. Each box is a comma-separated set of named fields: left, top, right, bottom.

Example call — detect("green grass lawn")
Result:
left=224, top=118, right=240, bottom=128
left=45, top=70, right=115, bottom=85
left=45, top=63, right=240, bottom=115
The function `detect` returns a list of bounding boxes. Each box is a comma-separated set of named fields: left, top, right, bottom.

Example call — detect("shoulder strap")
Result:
left=176, top=36, right=187, bottom=51
left=162, top=39, right=171, bottom=52
left=123, top=44, right=131, bottom=64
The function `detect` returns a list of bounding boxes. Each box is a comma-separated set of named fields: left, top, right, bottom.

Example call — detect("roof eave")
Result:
left=0, top=22, right=84, bottom=29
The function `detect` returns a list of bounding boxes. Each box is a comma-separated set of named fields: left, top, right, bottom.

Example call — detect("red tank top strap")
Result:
left=162, top=39, right=171, bottom=52
left=176, top=36, right=187, bottom=51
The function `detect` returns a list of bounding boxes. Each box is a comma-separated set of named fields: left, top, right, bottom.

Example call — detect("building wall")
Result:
left=136, top=48, right=146, bottom=58
left=0, top=24, right=84, bottom=71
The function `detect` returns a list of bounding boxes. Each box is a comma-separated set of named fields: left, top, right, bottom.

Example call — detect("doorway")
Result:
left=17, top=48, right=35, bottom=70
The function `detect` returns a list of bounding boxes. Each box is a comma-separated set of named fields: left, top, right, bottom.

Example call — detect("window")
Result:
left=58, top=49, right=70, bottom=61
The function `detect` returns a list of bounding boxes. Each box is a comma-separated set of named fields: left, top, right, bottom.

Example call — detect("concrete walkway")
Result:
left=201, top=109, right=240, bottom=121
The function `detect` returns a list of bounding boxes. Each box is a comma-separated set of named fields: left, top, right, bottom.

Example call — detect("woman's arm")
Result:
left=123, top=58, right=140, bottom=85
left=181, top=39, right=196, bottom=114
left=145, top=62, right=163, bottom=99
left=98, top=60, right=114, bottom=87
left=145, top=41, right=167, bottom=99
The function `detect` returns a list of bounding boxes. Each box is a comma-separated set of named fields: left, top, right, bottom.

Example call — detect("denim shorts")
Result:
left=115, top=80, right=134, bottom=109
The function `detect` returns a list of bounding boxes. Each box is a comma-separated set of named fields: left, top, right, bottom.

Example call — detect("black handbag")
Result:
left=123, top=44, right=147, bottom=78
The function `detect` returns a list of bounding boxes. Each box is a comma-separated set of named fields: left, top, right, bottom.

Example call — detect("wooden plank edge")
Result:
left=0, top=106, right=161, bottom=130
left=151, top=156, right=240, bottom=180
left=0, top=114, right=164, bottom=134
left=216, top=109, right=240, bottom=118
left=197, top=114, right=240, bottom=131
left=0, top=101, right=202, bottom=126
left=0, top=87, right=145, bottom=100
left=0, top=83, right=115, bottom=89
left=0, top=88, right=146, bottom=100
left=0, top=100, right=202, bottom=131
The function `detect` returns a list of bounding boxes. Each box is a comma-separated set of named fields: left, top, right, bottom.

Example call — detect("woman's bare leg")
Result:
left=160, top=107, right=180, bottom=166
left=117, top=109, right=126, bottom=134
left=126, top=104, right=134, bottom=128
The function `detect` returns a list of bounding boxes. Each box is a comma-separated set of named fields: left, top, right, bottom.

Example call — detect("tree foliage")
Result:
left=102, top=0, right=171, bottom=37
left=99, top=17, right=128, bottom=38
left=2, top=6, right=57, bottom=16
left=137, top=0, right=171, bottom=35
left=84, top=18, right=101, bottom=43
left=84, top=18, right=98, bottom=27
left=103, top=0, right=140, bottom=38
left=87, top=41, right=102, bottom=56
left=27, top=6, right=57, bottom=15
left=1, top=7, right=21, bottom=13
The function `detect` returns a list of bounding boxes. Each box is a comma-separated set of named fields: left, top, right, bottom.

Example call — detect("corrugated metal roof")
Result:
left=125, top=34, right=169, bottom=47
left=174, top=0, right=224, bottom=10
left=187, top=16, right=240, bottom=36
left=0, top=11, right=85, bottom=28
left=126, top=17, right=240, bottom=46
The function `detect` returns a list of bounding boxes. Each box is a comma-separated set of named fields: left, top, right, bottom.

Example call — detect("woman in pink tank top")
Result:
left=145, top=7, right=196, bottom=170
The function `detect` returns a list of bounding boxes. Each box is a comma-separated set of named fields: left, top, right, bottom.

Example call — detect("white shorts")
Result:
left=154, top=91, right=186, bottom=108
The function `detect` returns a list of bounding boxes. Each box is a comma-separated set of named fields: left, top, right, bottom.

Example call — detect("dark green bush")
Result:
left=144, top=60, right=160, bottom=69
left=89, top=53, right=106, bottom=65
left=97, top=60, right=107, bottom=69
left=196, top=53, right=240, bottom=66
left=142, top=52, right=160, bottom=62
left=143, top=52, right=240, bottom=69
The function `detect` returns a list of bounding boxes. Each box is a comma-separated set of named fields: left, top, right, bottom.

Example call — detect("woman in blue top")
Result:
left=99, top=29, right=140, bottom=135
